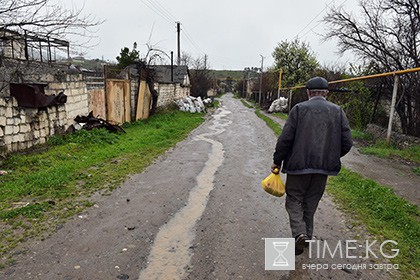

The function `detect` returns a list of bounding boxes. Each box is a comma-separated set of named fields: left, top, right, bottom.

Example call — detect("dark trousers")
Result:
left=285, top=174, right=328, bottom=239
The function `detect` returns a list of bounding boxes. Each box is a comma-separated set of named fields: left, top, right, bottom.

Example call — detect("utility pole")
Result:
left=177, top=22, right=181, bottom=65
left=204, top=54, right=207, bottom=69
left=171, top=51, right=174, bottom=82
left=259, top=55, right=264, bottom=105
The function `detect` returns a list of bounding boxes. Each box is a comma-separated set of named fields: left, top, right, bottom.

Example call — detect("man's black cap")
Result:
left=306, top=76, right=329, bottom=90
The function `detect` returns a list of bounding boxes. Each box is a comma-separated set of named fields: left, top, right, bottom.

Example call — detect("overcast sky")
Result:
left=68, top=0, right=360, bottom=70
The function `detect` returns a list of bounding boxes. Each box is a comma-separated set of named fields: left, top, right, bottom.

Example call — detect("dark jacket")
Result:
left=273, top=96, right=352, bottom=176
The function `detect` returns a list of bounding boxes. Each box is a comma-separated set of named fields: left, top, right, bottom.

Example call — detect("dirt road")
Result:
left=2, top=94, right=395, bottom=280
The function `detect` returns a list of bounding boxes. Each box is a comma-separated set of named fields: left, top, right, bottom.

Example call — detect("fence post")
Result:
left=288, top=89, right=293, bottom=112
left=386, top=74, right=399, bottom=144
left=277, top=68, right=282, bottom=99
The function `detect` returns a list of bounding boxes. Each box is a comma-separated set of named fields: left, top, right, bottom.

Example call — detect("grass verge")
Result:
left=240, top=99, right=253, bottom=108
left=352, top=129, right=420, bottom=171
left=361, top=141, right=420, bottom=165
left=254, top=110, right=282, bottom=137
left=328, top=168, right=419, bottom=279
left=0, top=110, right=205, bottom=266
left=272, top=112, right=288, bottom=120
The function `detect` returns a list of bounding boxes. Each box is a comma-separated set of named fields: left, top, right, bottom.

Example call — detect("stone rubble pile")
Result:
left=175, top=96, right=212, bottom=113
left=268, top=97, right=289, bottom=113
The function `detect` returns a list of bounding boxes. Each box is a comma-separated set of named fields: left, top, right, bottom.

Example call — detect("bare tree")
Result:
left=190, top=55, right=212, bottom=98
left=324, top=0, right=420, bottom=136
left=180, top=51, right=192, bottom=67
left=0, top=0, right=103, bottom=44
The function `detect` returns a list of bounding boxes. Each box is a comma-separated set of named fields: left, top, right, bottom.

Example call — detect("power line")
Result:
left=295, top=0, right=336, bottom=38
left=299, top=0, right=349, bottom=38
left=140, top=1, right=207, bottom=60
left=147, top=0, right=178, bottom=22
left=182, top=25, right=204, bottom=55
left=140, top=0, right=174, bottom=24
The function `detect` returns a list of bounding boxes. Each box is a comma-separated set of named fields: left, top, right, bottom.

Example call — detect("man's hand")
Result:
left=271, top=164, right=280, bottom=174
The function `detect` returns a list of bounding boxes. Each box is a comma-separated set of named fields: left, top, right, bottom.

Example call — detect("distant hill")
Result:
left=210, top=70, right=244, bottom=80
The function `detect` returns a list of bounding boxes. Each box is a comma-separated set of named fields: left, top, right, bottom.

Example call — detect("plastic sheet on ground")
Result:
left=268, top=97, right=288, bottom=113
left=175, top=96, right=212, bottom=113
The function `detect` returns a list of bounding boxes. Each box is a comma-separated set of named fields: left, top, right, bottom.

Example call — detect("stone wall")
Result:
left=130, top=76, right=139, bottom=121
left=0, top=60, right=89, bottom=155
left=0, top=96, right=67, bottom=154
left=155, top=83, right=189, bottom=108
left=0, top=61, right=190, bottom=155
left=48, top=74, right=89, bottom=126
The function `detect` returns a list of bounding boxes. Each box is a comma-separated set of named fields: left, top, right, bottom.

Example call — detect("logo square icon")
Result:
left=264, top=238, right=295, bottom=270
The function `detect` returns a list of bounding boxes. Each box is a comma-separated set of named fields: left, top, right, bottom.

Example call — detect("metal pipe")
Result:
left=279, top=66, right=420, bottom=91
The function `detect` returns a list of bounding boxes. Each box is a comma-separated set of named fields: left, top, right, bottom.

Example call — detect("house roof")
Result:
left=151, top=65, right=189, bottom=84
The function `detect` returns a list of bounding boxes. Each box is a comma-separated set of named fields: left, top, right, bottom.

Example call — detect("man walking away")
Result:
left=271, top=76, right=352, bottom=255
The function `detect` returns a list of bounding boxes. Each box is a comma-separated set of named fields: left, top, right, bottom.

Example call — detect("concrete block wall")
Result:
left=155, top=83, right=190, bottom=108
left=175, top=85, right=190, bottom=100
left=0, top=61, right=90, bottom=155
left=0, top=96, right=67, bottom=154
left=47, top=73, right=89, bottom=127
left=130, top=77, right=139, bottom=121
left=0, top=60, right=189, bottom=155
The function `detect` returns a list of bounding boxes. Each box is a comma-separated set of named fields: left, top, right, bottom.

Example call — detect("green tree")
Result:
left=272, top=39, right=319, bottom=88
left=116, top=42, right=139, bottom=68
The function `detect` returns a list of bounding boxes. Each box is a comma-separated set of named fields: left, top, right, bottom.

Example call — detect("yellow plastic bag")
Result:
left=261, top=168, right=285, bottom=197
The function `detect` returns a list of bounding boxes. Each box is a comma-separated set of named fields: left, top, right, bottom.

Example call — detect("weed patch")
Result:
left=361, top=141, right=420, bottom=165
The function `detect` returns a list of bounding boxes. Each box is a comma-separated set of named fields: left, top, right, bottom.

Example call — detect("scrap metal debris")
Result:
left=72, top=111, right=125, bottom=133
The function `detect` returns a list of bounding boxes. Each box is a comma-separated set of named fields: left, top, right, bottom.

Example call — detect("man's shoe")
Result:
left=295, top=233, right=309, bottom=255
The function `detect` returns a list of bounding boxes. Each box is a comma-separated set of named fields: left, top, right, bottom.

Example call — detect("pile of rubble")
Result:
left=175, top=96, right=213, bottom=113
left=268, top=97, right=288, bottom=113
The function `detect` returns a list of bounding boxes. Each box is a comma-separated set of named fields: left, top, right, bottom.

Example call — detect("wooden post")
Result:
left=288, top=89, right=293, bottom=112
left=24, top=30, right=29, bottom=61
left=277, top=68, right=282, bottom=99
left=386, top=74, right=399, bottom=144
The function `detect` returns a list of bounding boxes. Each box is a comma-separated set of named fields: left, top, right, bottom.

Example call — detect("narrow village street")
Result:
left=3, top=94, right=398, bottom=280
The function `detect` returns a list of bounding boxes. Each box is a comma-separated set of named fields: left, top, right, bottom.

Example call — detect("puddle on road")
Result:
left=139, top=108, right=232, bottom=280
